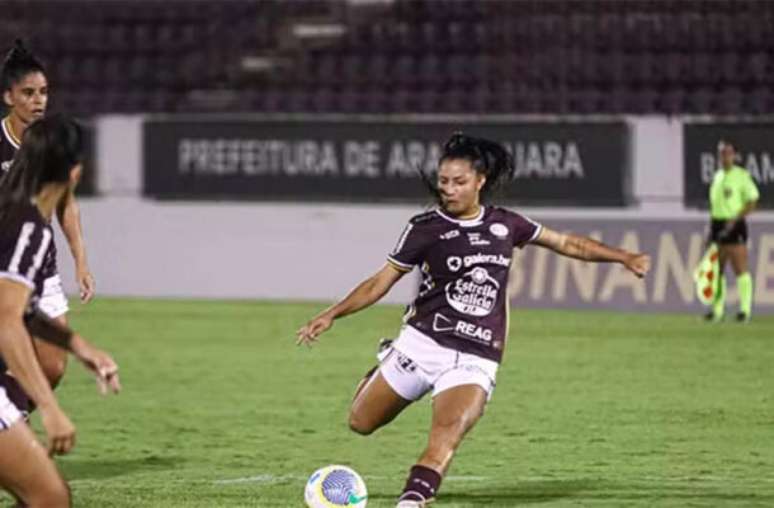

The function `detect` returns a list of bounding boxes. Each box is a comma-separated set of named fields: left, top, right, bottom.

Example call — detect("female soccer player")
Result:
left=705, top=140, right=759, bottom=322
left=297, top=133, right=651, bottom=507
left=0, top=114, right=120, bottom=507
left=1, top=40, right=96, bottom=406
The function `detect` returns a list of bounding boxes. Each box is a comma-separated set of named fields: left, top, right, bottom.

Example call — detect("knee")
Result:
left=27, top=478, right=70, bottom=507
left=348, top=412, right=376, bottom=436
left=39, top=355, right=68, bottom=388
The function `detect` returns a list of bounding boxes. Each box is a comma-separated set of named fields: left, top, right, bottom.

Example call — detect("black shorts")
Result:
left=709, top=219, right=748, bottom=245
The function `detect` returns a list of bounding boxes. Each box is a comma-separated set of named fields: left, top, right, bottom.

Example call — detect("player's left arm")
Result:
left=57, top=188, right=95, bottom=302
left=533, top=226, right=650, bottom=278
left=735, top=200, right=757, bottom=220
left=738, top=173, right=760, bottom=220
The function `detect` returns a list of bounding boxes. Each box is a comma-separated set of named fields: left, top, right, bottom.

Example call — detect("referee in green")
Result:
left=706, top=141, right=760, bottom=322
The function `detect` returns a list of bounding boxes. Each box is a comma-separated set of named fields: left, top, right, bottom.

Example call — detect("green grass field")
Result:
left=5, top=299, right=774, bottom=507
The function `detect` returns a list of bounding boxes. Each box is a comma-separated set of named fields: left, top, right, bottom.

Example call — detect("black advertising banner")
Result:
left=684, top=122, right=774, bottom=209
left=144, top=117, right=630, bottom=206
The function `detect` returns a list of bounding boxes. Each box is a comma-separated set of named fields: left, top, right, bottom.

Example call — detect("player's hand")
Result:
left=71, top=335, right=121, bottom=395
left=39, top=403, right=76, bottom=456
left=296, top=314, right=333, bottom=346
left=76, top=266, right=96, bottom=303
left=624, top=253, right=651, bottom=278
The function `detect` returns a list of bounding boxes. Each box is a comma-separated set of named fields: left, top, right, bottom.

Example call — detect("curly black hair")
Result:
left=419, top=132, right=515, bottom=204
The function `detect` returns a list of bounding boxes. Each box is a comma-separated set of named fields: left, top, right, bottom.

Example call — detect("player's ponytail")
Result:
left=0, top=114, right=82, bottom=212
left=418, top=132, right=515, bottom=204
left=1, top=39, right=46, bottom=92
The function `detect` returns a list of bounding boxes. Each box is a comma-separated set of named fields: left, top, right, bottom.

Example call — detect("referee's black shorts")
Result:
left=709, top=218, right=748, bottom=245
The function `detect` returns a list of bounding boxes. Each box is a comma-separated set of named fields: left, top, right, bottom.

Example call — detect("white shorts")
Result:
left=378, top=325, right=498, bottom=402
left=37, top=275, right=69, bottom=319
left=0, top=386, right=23, bottom=431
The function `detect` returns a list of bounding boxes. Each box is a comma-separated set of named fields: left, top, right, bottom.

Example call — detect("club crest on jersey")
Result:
left=1, top=160, right=11, bottom=173
left=439, top=230, right=460, bottom=240
left=467, top=232, right=490, bottom=246
left=489, top=223, right=508, bottom=239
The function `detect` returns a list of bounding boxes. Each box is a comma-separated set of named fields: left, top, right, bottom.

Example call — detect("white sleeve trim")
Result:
left=0, top=272, right=35, bottom=289
left=387, top=255, right=414, bottom=271
left=527, top=223, right=543, bottom=243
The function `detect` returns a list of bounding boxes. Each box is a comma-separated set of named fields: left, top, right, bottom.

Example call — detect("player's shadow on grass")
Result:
left=59, top=455, right=179, bottom=480
left=369, top=479, right=586, bottom=505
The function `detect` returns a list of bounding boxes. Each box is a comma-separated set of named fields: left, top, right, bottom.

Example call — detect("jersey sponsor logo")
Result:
left=445, top=267, right=500, bottom=316
left=439, top=229, right=460, bottom=240
left=462, top=253, right=511, bottom=268
left=467, top=232, right=490, bottom=246
left=447, top=253, right=511, bottom=273
left=432, top=312, right=455, bottom=332
left=454, top=320, right=492, bottom=342
left=432, top=313, right=492, bottom=343
left=489, top=223, right=508, bottom=239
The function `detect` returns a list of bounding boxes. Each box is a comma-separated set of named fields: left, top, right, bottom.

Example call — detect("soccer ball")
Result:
left=304, top=465, right=368, bottom=508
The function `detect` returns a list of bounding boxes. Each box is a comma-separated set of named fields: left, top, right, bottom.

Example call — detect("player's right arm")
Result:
left=534, top=226, right=650, bottom=278
left=296, top=263, right=405, bottom=346
left=0, top=279, right=76, bottom=455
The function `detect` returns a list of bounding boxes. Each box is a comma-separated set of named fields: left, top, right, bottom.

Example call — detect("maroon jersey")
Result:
left=0, top=201, right=53, bottom=301
left=0, top=200, right=54, bottom=373
left=0, top=118, right=59, bottom=280
left=387, top=206, right=541, bottom=363
left=1, top=117, right=20, bottom=175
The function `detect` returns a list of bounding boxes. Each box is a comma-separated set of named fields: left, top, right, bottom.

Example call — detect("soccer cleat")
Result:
left=735, top=312, right=750, bottom=323
left=703, top=311, right=723, bottom=323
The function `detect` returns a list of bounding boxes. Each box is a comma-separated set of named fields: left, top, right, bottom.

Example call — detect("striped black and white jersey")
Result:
left=0, top=200, right=53, bottom=303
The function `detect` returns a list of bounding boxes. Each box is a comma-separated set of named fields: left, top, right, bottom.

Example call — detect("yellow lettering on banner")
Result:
left=652, top=232, right=704, bottom=303
left=507, top=249, right=525, bottom=299
left=529, top=247, right=549, bottom=299
left=552, top=231, right=600, bottom=301
left=599, top=231, right=647, bottom=303
left=755, top=234, right=774, bottom=304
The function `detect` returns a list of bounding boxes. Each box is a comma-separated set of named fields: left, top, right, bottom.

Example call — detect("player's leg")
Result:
left=727, top=244, right=752, bottom=320
left=0, top=420, right=70, bottom=507
left=710, top=247, right=729, bottom=320
left=349, top=371, right=412, bottom=436
left=34, top=274, right=71, bottom=389
left=397, top=384, right=487, bottom=506
left=351, top=338, right=393, bottom=402
left=32, top=317, right=69, bottom=388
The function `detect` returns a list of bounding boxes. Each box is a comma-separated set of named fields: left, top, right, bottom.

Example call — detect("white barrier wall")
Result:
left=52, top=115, right=773, bottom=310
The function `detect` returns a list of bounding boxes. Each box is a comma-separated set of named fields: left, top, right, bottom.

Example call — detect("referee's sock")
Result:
left=737, top=272, right=753, bottom=316
left=712, top=275, right=726, bottom=319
